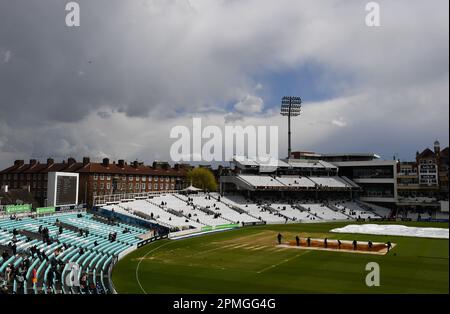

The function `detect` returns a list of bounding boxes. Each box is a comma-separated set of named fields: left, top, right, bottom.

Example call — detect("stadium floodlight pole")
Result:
left=280, top=96, right=302, bottom=159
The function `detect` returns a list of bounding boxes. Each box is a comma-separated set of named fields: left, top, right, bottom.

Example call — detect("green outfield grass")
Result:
left=112, top=221, right=449, bottom=294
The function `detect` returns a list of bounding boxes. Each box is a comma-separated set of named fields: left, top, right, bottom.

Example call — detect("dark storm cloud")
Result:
left=0, top=0, right=448, bottom=168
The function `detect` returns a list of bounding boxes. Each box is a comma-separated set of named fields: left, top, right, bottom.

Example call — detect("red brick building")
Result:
left=0, top=157, right=190, bottom=207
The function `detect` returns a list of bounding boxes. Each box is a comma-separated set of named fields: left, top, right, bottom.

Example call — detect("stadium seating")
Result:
left=308, top=177, right=351, bottom=188
left=270, top=203, right=319, bottom=221
left=356, top=201, right=392, bottom=218
left=237, top=175, right=285, bottom=188
left=187, top=194, right=260, bottom=224
left=151, top=194, right=230, bottom=227
left=333, top=201, right=379, bottom=219
left=234, top=175, right=355, bottom=190
left=218, top=195, right=287, bottom=224
left=299, top=203, right=350, bottom=220
left=119, top=199, right=196, bottom=229
left=274, top=176, right=316, bottom=188
left=0, top=212, right=149, bottom=294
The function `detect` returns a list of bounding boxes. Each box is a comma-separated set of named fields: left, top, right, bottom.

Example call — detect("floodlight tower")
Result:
left=280, top=96, right=302, bottom=159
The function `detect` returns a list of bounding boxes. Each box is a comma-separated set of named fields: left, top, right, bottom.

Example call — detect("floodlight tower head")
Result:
left=280, top=96, right=302, bottom=159
left=280, top=96, right=302, bottom=116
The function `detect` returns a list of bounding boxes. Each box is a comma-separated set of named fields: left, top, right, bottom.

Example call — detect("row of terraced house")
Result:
left=0, top=157, right=192, bottom=207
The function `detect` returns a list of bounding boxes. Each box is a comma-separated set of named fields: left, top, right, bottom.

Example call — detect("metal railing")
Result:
left=93, top=190, right=178, bottom=206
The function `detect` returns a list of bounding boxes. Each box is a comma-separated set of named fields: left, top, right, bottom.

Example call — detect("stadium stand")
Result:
left=0, top=212, right=149, bottom=294
left=269, top=203, right=319, bottom=221
left=237, top=175, right=285, bottom=189
left=97, top=191, right=389, bottom=227
left=298, top=203, right=350, bottom=220
left=274, top=176, right=316, bottom=188
left=356, top=201, right=392, bottom=218
left=333, top=201, right=380, bottom=219
left=308, top=177, right=351, bottom=189
left=230, top=174, right=357, bottom=191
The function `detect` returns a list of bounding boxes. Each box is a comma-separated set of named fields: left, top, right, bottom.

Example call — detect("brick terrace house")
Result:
left=397, top=140, right=449, bottom=200
left=0, top=157, right=191, bottom=207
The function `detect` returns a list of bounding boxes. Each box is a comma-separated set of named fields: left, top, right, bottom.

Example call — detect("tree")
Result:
left=186, top=167, right=217, bottom=192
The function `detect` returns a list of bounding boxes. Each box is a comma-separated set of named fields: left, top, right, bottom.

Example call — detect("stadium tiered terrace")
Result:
left=233, top=175, right=355, bottom=191
left=220, top=156, right=360, bottom=193
left=0, top=211, right=152, bottom=294
left=95, top=191, right=388, bottom=230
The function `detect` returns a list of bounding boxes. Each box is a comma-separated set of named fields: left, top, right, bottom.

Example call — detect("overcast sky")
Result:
left=0, top=0, right=448, bottom=168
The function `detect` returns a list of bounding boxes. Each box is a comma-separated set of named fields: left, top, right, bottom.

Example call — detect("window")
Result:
left=142, top=176, right=146, bottom=182
left=100, top=183, right=104, bottom=189
left=166, top=177, right=170, bottom=182
left=170, top=177, right=175, bottom=182
left=171, top=183, right=175, bottom=190
left=100, top=174, right=104, bottom=180
left=148, top=183, right=152, bottom=189
left=165, top=183, right=169, bottom=190
left=106, top=183, right=111, bottom=190
left=128, top=175, right=133, bottom=181
left=93, top=174, right=98, bottom=180
left=128, top=183, right=133, bottom=189
left=93, top=183, right=97, bottom=189
left=135, top=183, right=139, bottom=189
left=154, top=183, right=158, bottom=190
left=141, top=183, right=146, bottom=189
left=107, top=175, right=111, bottom=181
left=148, top=176, right=152, bottom=181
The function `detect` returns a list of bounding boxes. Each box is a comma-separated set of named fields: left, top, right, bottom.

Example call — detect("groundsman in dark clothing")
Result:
left=386, top=241, right=392, bottom=252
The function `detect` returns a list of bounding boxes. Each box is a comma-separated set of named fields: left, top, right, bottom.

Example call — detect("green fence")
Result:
left=201, top=223, right=240, bottom=232
left=36, top=206, right=56, bottom=214
left=5, top=204, right=32, bottom=214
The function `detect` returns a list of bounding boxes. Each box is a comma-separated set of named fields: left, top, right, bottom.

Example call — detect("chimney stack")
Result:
left=118, top=159, right=125, bottom=168
left=102, top=158, right=110, bottom=167
left=14, top=160, right=24, bottom=166
left=82, top=157, right=90, bottom=165
left=47, top=158, right=54, bottom=166
left=29, top=159, right=38, bottom=166
left=68, top=157, right=76, bottom=165
left=133, top=160, right=138, bottom=168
